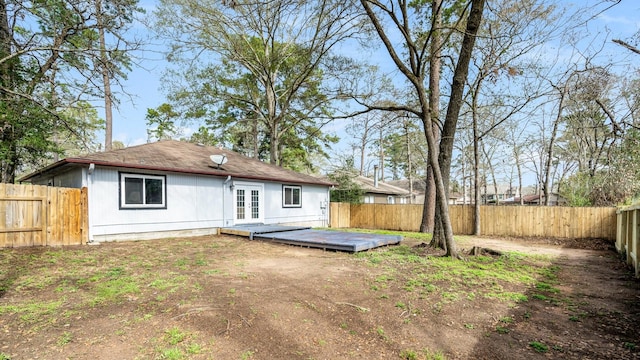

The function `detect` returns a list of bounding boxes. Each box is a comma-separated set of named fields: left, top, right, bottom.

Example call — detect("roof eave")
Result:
left=21, top=158, right=335, bottom=187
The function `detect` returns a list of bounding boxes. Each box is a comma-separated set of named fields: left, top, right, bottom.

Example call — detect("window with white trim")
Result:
left=282, top=185, right=302, bottom=207
left=119, top=173, right=166, bottom=209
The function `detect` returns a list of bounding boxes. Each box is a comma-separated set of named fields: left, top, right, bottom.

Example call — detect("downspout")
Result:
left=326, top=187, right=330, bottom=227
left=86, top=163, right=95, bottom=243
left=223, top=175, right=232, bottom=227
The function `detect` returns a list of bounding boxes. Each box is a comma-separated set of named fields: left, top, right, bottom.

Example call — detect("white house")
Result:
left=352, top=176, right=412, bottom=204
left=19, top=140, right=334, bottom=242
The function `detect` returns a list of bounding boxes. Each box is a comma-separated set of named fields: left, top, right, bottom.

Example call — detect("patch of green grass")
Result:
left=159, top=347, right=184, bottom=360
left=186, top=343, right=202, bottom=354
left=149, top=275, right=187, bottom=292
left=400, top=349, right=419, bottom=360
left=399, top=348, right=447, bottom=360
left=441, top=292, right=459, bottom=302
left=92, top=276, right=140, bottom=305
left=499, top=316, right=513, bottom=324
left=532, top=293, right=549, bottom=301
left=496, top=326, right=510, bottom=334
left=240, top=350, right=255, bottom=359
left=536, top=282, right=560, bottom=293
left=0, top=352, right=10, bottom=360
left=624, top=342, right=637, bottom=350
left=175, top=258, right=189, bottom=269
left=106, top=267, right=126, bottom=277
left=539, top=265, right=560, bottom=282
left=375, top=274, right=395, bottom=283
left=0, top=299, right=65, bottom=324
left=529, top=341, right=549, bottom=353
left=152, top=326, right=204, bottom=359
left=57, top=331, right=72, bottom=346
left=165, top=327, right=187, bottom=345
left=356, top=241, right=547, bottom=308
left=404, top=278, right=436, bottom=293
left=485, top=292, right=528, bottom=303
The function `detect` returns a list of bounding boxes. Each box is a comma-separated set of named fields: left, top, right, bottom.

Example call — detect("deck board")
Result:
left=220, top=224, right=401, bottom=252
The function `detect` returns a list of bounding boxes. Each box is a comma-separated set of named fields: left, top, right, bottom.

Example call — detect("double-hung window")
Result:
left=282, top=185, right=302, bottom=208
left=120, top=173, right=166, bottom=209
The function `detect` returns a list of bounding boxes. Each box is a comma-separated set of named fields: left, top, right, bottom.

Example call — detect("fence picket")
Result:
left=331, top=202, right=617, bottom=240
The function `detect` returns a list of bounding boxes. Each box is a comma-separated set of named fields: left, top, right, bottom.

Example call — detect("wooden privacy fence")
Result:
left=617, top=206, right=640, bottom=277
left=330, top=203, right=617, bottom=240
left=0, top=183, right=88, bottom=247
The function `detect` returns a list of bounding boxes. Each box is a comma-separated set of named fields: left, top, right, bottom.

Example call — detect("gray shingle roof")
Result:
left=20, top=140, right=333, bottom=186
left=354, top=176, right=411, bottom=196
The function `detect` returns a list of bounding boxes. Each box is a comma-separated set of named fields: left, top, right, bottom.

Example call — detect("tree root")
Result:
left=171, top=306, right=220, bottom=320
left=467, top=246, right=504, bottom=257
left=336, top=302, right=370, bottom=312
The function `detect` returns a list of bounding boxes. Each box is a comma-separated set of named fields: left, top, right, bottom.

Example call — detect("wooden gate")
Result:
left=0, top=183, right=88, bottom=247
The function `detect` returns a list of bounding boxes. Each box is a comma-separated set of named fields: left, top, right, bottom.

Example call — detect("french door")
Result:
left=234, top=184, right=264, bottom=224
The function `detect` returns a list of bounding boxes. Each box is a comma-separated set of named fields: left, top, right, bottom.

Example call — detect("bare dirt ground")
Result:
left=1, top=234, right=639, bottom=360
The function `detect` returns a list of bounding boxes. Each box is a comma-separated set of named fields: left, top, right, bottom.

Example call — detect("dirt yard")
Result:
left=1, top=233, right=639, bottom=360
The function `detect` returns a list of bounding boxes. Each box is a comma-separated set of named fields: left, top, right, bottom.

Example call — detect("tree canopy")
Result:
left=0, top=0, right=142, bottom=182
left=153, top=0, right=365, bottom=170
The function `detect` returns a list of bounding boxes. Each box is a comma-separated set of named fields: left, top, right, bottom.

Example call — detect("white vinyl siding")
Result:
left=84, top=167, right=329, bottom=241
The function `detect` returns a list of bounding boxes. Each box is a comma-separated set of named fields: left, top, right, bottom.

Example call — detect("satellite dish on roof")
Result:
left=210, top=154, right=228, bottom=169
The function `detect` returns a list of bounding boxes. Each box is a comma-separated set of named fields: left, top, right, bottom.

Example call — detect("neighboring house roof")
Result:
left=503, top=193, right=566, bottom=205
left=354, top=176, right=411, bottom=196
left=482, top=183, right=518, bottom=195
left=449, top=192, right=464, bottom=200
left=387, top=178, right=427, bottom=193
left=19, top=140, right=334, bottom=186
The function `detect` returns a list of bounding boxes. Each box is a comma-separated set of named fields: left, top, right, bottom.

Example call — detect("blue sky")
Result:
left=108, top=0, right=640, bottom=154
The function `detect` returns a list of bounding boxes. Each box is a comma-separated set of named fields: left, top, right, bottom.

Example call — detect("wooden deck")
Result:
left=220, top=224, right=401, bottom=252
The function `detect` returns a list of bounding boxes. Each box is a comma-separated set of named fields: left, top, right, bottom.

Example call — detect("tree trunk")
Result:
left=269, top=125, right=279, bottom=165
left=482, top=146, right=498, bottom=205
left=360, top=132, right=366, bottom=175
left=252, top=118, right=259, bottom=159
left=379, top=124, right=385, bottom=180
left=96, top=0, right=113, bottom=151
left=514, top=142, right=524, bottom=205
left=0, top=0, right=17, bottom=183
left=543, top=86, right=566, bottom=205
left=473, top=117, right=481, bottom=235
left=421, top=0, right=441, bottom=234
left=405, top=118, right=414, bottom=204
left=432, top=0, right=486, bottom=247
